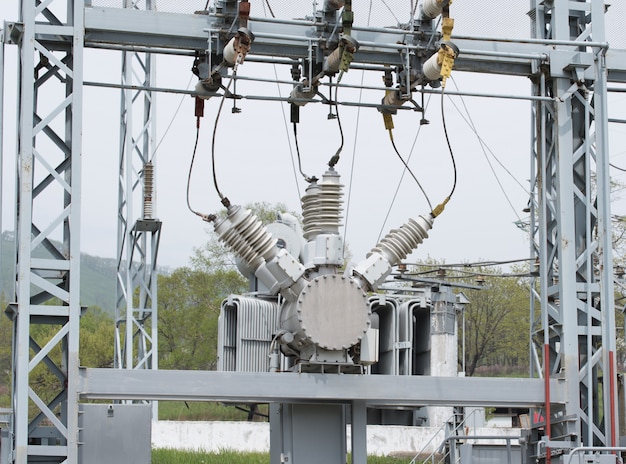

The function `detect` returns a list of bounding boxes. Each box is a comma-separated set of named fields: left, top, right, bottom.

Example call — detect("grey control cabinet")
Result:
left=78, top=404, right=151, bottom=463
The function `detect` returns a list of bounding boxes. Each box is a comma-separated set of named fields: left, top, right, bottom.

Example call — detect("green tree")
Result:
left=17, top=305, right=114, bottom=415
left=408, top=261, right=530, bottom=377
left=158, top=267, right=246, bottom=370
left=461, top=269, right=530, bottom=376
left=80, top=306, right=114, bottom=368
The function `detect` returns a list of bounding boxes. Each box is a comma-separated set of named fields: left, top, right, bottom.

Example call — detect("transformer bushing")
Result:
left=214, top=205, right=306, bottom=300
left=301, top=168, right=345, bottom=268
left=353, top=214, right=433, bottom=291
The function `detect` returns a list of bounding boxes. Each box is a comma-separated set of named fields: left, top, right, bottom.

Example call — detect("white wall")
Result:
left=152, top=421, right=522, bottom=457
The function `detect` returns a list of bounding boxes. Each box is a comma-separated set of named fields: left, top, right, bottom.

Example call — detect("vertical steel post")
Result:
left=531, top=0, right=616, bottom=455
left=114, top=0, right=161, bottom=420
left=11, top=0, right=84, bottom=462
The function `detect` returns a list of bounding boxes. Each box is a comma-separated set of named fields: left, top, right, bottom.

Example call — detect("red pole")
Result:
left=544, top=344, right=551, bottom=464
left=609, top=350, right=617, bottom=448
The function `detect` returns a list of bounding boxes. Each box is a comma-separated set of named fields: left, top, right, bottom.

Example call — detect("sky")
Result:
left=1, top=1, right=626, bottom=273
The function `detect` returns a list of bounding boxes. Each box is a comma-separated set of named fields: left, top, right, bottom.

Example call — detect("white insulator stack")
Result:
left=301, top=169, right=345, bottom=268
left=302, top=169, right=343, bottom=240
left=353, top=214, right=434, bottom=291
left=422, top=52, right=442, bottom=81
left=143, top=161, right=154, bottom=220
left=421, top=0, right=444, bottom=20
left=290, top=83, right=317, bottom=107
left=215, top=206, right=306, bottom=299
left=370, top=214, right=433, bottom=264
left=214, top=206, right=278, bottom=270
left=323, top=36, right=359, bottom=75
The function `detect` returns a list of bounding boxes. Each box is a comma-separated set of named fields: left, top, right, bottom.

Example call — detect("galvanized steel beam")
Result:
left=79, top=368, right=566, bottom=408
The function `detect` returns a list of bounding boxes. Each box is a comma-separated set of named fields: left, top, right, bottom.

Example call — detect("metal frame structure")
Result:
left=3, top=0, right=626, bottom=463
left=113, top=0, right=161, bottom=416
left=6, top=1, right=84, bottom=462
left=528, top=0, right=618, bottom=455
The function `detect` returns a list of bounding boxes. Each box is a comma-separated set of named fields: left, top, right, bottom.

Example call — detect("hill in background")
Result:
left=1, top=231, right=121, bottom=314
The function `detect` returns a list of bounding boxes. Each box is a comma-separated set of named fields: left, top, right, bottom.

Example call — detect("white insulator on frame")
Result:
left=382, top=89, right=404, bottom=108
left=143, top=161, right=154, bottom=220
left=214, top=205, right=278, bottom=270
left=301, top=168, right=343, bottom=240
left=222, top=27, right=255, bottom=66
left=323, top=35, right=359, bottom=75
left=223, top=36, right=239, bottom=66
left=290, top=83, right=317, bottom=106
left=421, top=0, right=444, bottom=20
left=422, top=52, right=442, bottom=82
left=324, top=48, right=342, bottom=75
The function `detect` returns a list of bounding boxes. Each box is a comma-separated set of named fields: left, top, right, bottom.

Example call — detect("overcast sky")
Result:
left=1, top=1, right=626, bottom=272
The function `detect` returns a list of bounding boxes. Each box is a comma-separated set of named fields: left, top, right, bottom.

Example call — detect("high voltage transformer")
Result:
left=3, top=0, right=626, bottom=463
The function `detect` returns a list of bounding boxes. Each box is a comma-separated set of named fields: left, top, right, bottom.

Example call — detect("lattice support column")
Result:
left=9, top=0, right=84, bottom=462
left=114, top=0, right=161, bottom=417
left=530, top=0, right=617, bottom=456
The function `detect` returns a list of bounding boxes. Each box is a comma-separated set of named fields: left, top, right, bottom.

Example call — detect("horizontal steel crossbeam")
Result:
left=79, top=368, right=565, bottom=408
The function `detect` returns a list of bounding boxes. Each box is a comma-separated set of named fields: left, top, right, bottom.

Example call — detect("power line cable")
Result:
left=376, top=93, right=433, bottom=243
left=292, top=122, right=316, bottom=183
left=186, top=124, right=202, bottom=216
left=261, top=0, right=303, bottom=198
left=449, top=77, right=529, bottom=195
left=263, top=0, right=276, bottom=18
left=611, top=162, right=626, bottom=173
left=380, top=0, right=401, bottom=24
left=344, top=0, right=373, bottom=249
left=153, top=74, right=194, bottom=161
left=327, top=80, right=344, bottom=168
left=186, top=119, right=214, bottom=222
left=211, top=75, right=236, bottom=207
left=440, top=88, right=457, bottom=201
left=446, top=78, right=524, bottom=223
left=403, top=257, right=533, bottom=268
left=388, top=130, right=433, bottom=211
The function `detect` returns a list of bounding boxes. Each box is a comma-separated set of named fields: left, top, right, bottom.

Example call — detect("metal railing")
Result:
left=411, top=409, right=482, bottom=464
left=444, top=434, right=521, bottom=464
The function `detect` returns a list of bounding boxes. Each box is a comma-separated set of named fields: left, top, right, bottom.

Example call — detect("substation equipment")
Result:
left=2, top=0, right=626, bottom=463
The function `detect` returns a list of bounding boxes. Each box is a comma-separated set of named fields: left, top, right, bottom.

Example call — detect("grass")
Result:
left=158, top=401, right=268, bottom=421
left=152, top=449, right=416, bottom=463
left=152, top=449, right=268, bottom=464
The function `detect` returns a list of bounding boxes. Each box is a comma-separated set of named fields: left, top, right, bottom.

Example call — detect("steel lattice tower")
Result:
left=9, top=1, right=83, bottom=462
left=113, top=0, right=161, bottom=417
